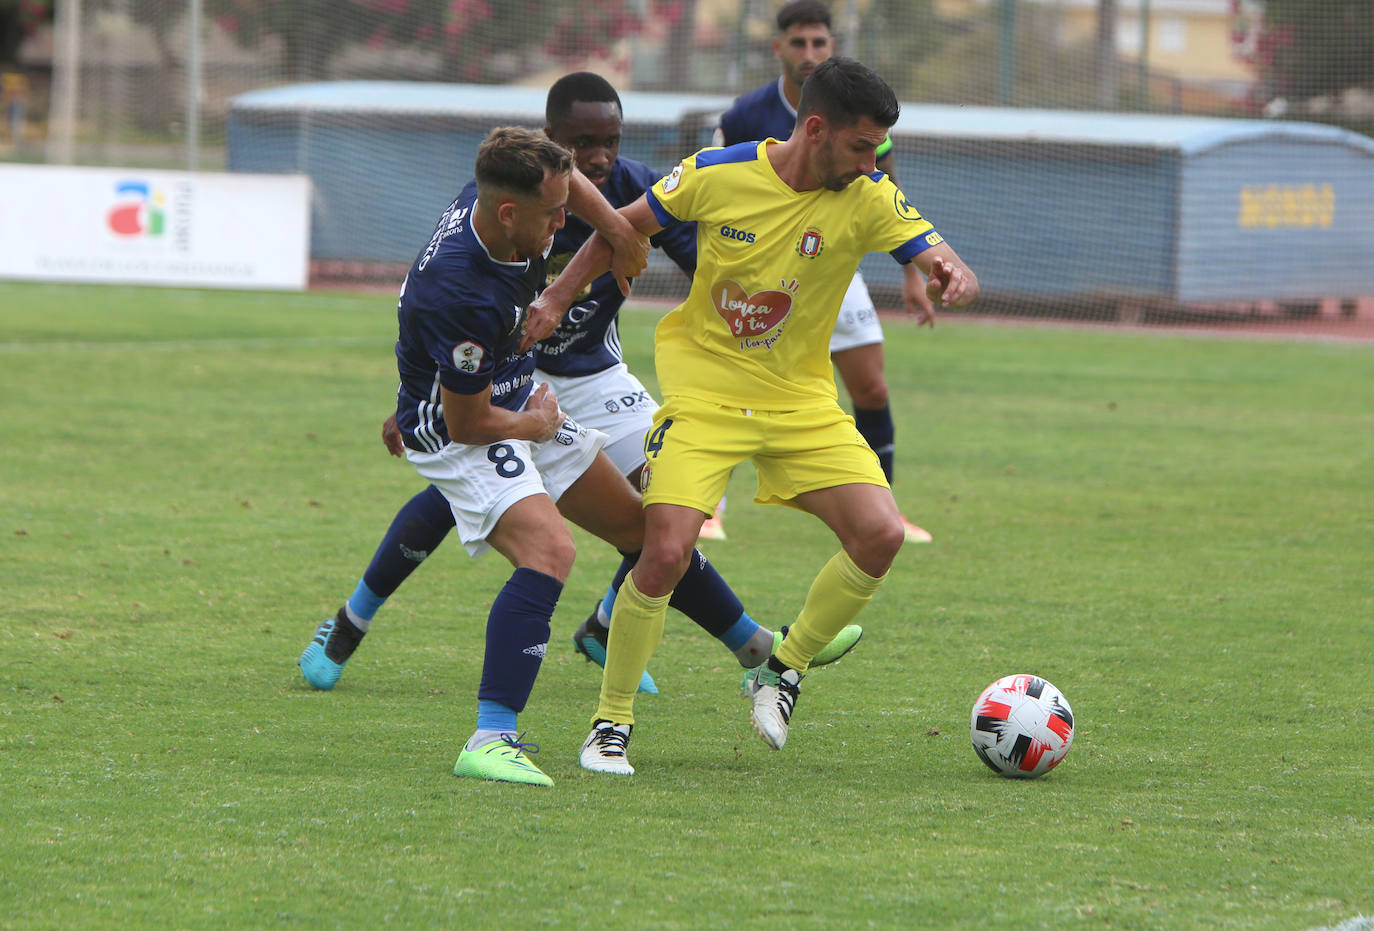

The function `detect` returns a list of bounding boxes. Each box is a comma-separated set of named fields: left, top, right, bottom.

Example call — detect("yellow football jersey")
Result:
left=646, top=139, right=943, bottom=411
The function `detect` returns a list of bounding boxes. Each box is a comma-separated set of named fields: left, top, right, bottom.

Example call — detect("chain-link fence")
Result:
left=9, top=1, right=1354, bottom=169
left=4, top=0, right=1372, bottom=328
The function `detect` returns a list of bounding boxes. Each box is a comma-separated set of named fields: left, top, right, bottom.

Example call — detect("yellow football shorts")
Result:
left=639, top=395, right=889, bottom=514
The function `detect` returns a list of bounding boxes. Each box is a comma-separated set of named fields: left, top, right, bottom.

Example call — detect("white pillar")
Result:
left=187, top=0, right=203, bottom=171
left=47, top=0, right=82, bottom=164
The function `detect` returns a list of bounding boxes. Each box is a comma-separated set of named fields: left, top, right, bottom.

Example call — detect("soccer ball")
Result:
left=969, top=675, right=1075, bottom=778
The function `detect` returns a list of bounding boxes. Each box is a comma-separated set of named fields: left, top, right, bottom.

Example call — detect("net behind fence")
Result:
left=4, top=0, right=1372, bottom=330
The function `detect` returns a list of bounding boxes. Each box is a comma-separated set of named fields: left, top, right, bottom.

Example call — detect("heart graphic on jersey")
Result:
left=711, top=279, right=793, bottom=339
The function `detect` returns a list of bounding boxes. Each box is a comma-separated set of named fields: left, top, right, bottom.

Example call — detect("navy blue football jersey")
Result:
left=535, top=156, right=697, bottom=377
left=394, top=181, right=546, bottom=453
left=718, top=78, right=796, bottom=147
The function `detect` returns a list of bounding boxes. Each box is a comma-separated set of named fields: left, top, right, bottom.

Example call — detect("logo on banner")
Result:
left=107, top=181, right=167, bottom=238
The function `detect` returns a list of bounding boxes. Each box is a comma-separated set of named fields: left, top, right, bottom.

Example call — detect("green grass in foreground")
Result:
left=2, top=281, right=1372, bottom=929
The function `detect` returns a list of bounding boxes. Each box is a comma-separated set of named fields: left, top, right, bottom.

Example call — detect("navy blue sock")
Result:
left=670, top=548, right=752, bottom=639
left=854, top=405, right=896, bottom=484
left=350, top=485, right=455, bottom=622
left=599, top=549, right=755, bottom=642
left=478, top=568, right=563, bottom=714
left=595, top=552, right=637, bottom=623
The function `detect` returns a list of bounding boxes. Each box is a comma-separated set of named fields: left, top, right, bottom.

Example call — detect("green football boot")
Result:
left=739, top=624, right=863, bottom=693
left=773, top=623, right=863, bottom=667
left=453, top=734, right=553, bottom=787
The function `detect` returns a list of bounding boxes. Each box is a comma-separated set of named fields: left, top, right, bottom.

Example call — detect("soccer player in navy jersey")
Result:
left=353, top=125, right=655, bottom=787
left=299, top=75, right=860, bottom=780
left=708, top=0, right=936, bottom=546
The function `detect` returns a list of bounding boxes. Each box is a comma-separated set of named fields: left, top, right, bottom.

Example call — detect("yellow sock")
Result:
left=775, top=549, right=886, bottom=673
left=595, top=572, right=670, bottom=726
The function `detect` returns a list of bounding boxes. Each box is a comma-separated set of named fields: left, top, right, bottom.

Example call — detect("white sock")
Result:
left=464, top=729, right=510, bottom=751
left=733, top=627, right=776, bottom=668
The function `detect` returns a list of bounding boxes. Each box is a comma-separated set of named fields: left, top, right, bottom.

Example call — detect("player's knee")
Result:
left=847, top=376, right=889, bottom=409
left=635, top=534, right=694, bottom=596
left=849, top=515, right=903, bottom=577
left=522, top=531, right=577, bottom=581
left=876, top=514, right=905, bottom=558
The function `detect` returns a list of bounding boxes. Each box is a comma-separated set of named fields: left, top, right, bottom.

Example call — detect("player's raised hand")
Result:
left=925, top=255, right=979, bottom=310
left=527, top=382, right=565, bottom=443
left=381, top=414, right=405, bottom=457
left=519, top=292, right=564, bottom=353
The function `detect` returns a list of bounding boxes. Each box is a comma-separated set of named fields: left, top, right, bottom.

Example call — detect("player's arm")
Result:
left=912, top=244, right=979, bottom=310
left=440, top=382, right=563, bottom=446
left=877, top=143, right=936, bottom=327
left=519, top=194, right=665, bottom=352
left=383, top=414, right=404, bottom=457
left=652, top=218, right=697, bottom=277
left=566, top=169, right=650, bottom=297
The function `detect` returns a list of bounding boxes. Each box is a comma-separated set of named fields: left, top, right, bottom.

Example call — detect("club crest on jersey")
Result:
left=796, top=227, right=824, bottom=258
left=712, top=278, right=796, bottom=350
left=545, top=252, right=593, bottom=302
left=662, top=163, right=684, bottom=194
left=452, top=341, right=484, bottom=372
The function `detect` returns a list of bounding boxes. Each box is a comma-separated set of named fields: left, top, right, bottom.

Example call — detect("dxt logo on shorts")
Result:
left=719, top=225, right=756, bottom=244
left=604, top=390, right=649, bottom=414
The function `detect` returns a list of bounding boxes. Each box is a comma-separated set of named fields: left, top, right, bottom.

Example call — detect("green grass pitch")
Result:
left=2, top=280, right=1372, bottom=928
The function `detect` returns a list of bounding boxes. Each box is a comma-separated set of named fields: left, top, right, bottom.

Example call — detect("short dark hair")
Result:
left=797, top=57, right=899, bottom=130
left=545, top=71, right=622, bottom=127
left=475, top=127, right=573, bottom=199
left=777, top=0, right=831, bottom=32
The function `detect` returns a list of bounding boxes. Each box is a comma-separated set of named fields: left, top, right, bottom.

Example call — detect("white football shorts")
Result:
left=405, top=400, right=607, bottom=557
left=535, top=362, right=658, bottom=478
left=829, top=269, right=884, bottom=353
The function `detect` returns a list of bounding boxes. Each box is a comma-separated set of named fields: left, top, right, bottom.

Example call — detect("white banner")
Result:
left=0, top=165, right=310, bottom=290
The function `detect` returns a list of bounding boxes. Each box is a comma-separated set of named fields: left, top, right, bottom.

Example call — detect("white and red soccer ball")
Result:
left=970, top=675, right=1075, bottom=778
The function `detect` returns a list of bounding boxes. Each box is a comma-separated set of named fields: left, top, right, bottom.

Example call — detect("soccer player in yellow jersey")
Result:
left=524, top=58, right=979, bottom=771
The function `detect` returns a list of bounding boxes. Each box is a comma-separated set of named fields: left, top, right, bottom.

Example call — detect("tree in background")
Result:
left=909, top=1, right=1110, bottom=110
left=1251, top=0, right=1374, bottom=104
left=212, top=0, right=393, bottom=81
left=853, top=0, right=942, bottom=103
left=0, top=0, right=51, bottom=69
left=207, top=0, right=666, bottom=84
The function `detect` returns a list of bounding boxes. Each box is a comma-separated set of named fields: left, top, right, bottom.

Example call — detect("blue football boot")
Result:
left=572, top=610, right=658, bottom=695
left=299, top=607, right=365, bottom=690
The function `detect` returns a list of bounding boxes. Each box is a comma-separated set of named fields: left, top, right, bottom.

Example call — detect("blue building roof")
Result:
left=233, top=81, right=1374, bottom=157
left=890, top=104, right=1374, bottom=156
left=230, top=80, right=733, bottom=128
